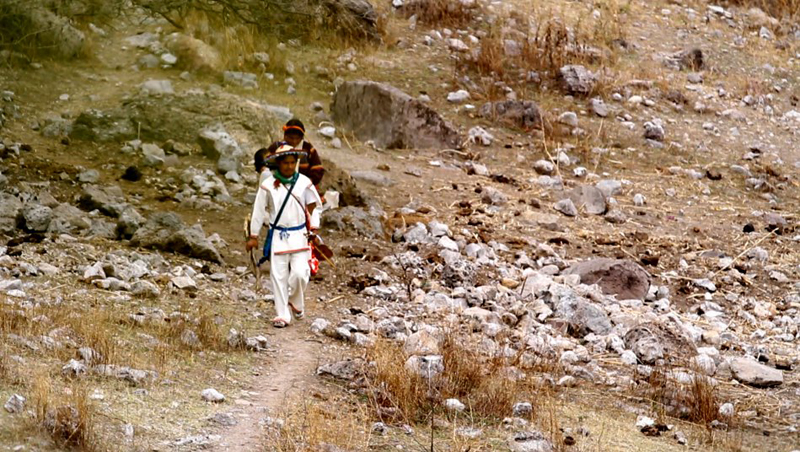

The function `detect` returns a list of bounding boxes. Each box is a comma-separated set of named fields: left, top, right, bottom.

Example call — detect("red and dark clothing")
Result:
left=265, top=141, right=325, bottom=187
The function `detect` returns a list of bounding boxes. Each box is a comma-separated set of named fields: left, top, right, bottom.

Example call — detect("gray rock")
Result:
left=0, top=193, right=22, bottom=234
left=563, top=258, right=650, bottom=300
left=624, top=322, right=696, bottom=365
left=77, top=169, right=100, bottom=183
left=116, top=207, right=145, bottom=239
left=223, top=71, right=258, bottom=89
left=480, top=100, right=543, bottom=129
left=442, top=259, right=476, bottom=288
left=509, top=430, right=554, bottom=452
left=49, top=203, right=92, bottom=234
left=554, top=198, right=578, bottom=217
left=78, top=185, right=128, bottom=218
left=141, top=143, right=166, bottom=167
left=550, top=287, right=612, bottom=337
left=482, top=187, right=508, bottom=205
left=131, top=212, right=222, bottom=263
left=88, top=219, right=117, bottom=239
left=70, top=108, right=136, bottom=142
left=404, top=331, right=440, bottom=356
left=566, top=185, right=607, bottom=215
left=317, top=359, right=362, bottom=381
left=729, top=358, right=783, bottom=388
left=172, top=276, right=198, bottom=291
left=595, top=179, right=622, bottom=198
left=533, top=160, right=555, bottom=175
left=210, top=412, right=237, bottom=427
left=405, top=355, right=444, bottom=378
left=131, top=281, right=160, bottom=298
left=18, top=204, right=52, bottom=232
left=322, top=206, right=384, bottom=239
left=61, top=359, right=88, bottom=377
left=197, top=123, right=242, bottom=161
left=139, top=80, right=175, bottom=96
left=138, top=54, right=160, bottom=68
left=558, top=65, right=596, bottom=96
left=351, top=171, right=394, bottom=187
left=201, top=388, right=225, bottom=403
left=447, top=90, right=470, bottom=103
left=4, top=394, right=25, bottom=414
left=644, top=121, right=665, bottom=141
left=557, top=111, right=579, bottom=127
left=331, top=80, right=462, bottom=149
left=590, top=98, right=609, bottom=117
left=513, top=402, right=533, bottom=417
left=445, top=398, right=466, bottom=412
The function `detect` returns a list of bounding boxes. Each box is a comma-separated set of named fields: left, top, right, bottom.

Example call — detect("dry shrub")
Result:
left=640, top=364, right=720, bottom=426
left=402, top=0, right=478, bottom=26
left=366, top=334, right=535, bottom=425
left=725, top=0, right=800, bottom=19
left=264, top=400, right=369, bottom=451
left=31, top=373, right=99, bottom=450
left=67, top=309, right=120, bottom=365
left=147, top=305, right=231, bottom=352
left=458, top=4, right=628, bottom=96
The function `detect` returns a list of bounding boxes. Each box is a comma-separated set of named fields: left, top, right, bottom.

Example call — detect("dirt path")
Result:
left=212, top=320, right=323, bottom=451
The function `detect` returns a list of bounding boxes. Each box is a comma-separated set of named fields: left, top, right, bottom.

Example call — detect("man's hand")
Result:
left=246, top=237, right=258, bottom=251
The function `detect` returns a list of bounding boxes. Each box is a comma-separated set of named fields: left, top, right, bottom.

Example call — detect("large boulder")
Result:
left=545, top=284, right=611, bottom=337
left=0, top=193, right=23, bottom=234
left=163, top=33, right=222, bottom=73
left=70, top=90, right=291, bottom=150
left=565, top=185, right=607, bottom=215
left=331, top=80, right=462, bottom=149
left=479, top=100, right=543, bottom=129
left=563, top=258, right=650, bottom=301
left=729, top=358, right=783, bottom=388
left=78, top=185, right=129, bottom=218
left=322, top=206, right=384, bottom=238
left=130, top=212, right=222, bottom=263
left=48, top=203, right=92, bottom=234
left=558, top=65, right=597, bottom=96
left=624, top=321, right=696, bottom=365
left=17, top=204, right=52, bottom=232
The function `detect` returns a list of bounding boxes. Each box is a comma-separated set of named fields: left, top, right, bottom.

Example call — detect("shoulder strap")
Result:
left=272, top=175, right=300, bottom=227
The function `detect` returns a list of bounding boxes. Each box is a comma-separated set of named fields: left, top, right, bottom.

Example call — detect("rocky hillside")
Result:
left=0, top=0, right=798, bottom=451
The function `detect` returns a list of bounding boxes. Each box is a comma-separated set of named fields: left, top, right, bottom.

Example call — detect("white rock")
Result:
left=4, top=394, right=25, bottom=414
left=319, top=126, right=336, bottom=138
left=445, top=398, right=466, bottom=412
left=719, top=402, right=734, bottom=417
left=633, top=193, right=646, bottom=206
left=201, top=388, right=225, bottom=403
left=447, top=90, right=470, bottom=104
left=468, top=126, right=494, bottom=146
left=557, top=112, right=579, bottom=127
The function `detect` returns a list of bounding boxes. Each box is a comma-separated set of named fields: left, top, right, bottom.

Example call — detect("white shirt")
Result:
left=250, top=173, right=321, bottom=255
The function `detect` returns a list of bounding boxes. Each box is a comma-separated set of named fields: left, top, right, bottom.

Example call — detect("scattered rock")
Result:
left=482, top=187, right=508, bottom=205
left=558, top=65, right=596, bottom=96
left=729, top=357, right=783, bottom=388
left=480, top=100, right=543, bottom=129
left=78, top=185, right=128, bottom=218
left=4, top=394, right=25, bottom=414
left=564, top=259, right=650, bottom=301
left=18, top=204, right=52, bottom=232
left=509, top=430, right=554, bottom=452
left=317, top=359, right=363, bottom=381
left=554, top=198, right=578, bottom=217
left=447, top=90, right=471, bottom=104
left=624, top=321, right=697, bottom=365
left=566, top=185, right=607, bottom=215
left=331, top=80, right=462, bottom=149
left=130, top=212, right=222, bottom=263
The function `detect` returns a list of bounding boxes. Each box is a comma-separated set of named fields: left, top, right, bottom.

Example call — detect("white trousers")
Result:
left=270, top=250, right=310, bottom=323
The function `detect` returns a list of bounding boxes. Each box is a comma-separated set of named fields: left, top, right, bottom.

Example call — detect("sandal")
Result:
left=272, top=318, right=288, bottom=328
left=289, top=305, right=305, bottom=321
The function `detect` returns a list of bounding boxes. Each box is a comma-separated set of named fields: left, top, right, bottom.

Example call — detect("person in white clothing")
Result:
left=246, top=145, right=321, bottom=328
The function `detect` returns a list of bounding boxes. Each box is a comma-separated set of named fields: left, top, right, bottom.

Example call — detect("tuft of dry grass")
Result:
left=264, top=400, right=369, bottom=451
left=640, top=364, right=720, bottom=426
left=366, top=333, right=539, bottom=425
left=726, top=0, right=800, bottom=19
left=31, top=372, right=99, bottom=450
left=402, top=0, right=479, bottom=27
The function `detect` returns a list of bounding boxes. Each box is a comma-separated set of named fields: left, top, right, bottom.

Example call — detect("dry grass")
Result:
left=402, top=0, right=478, bottom=26
left=31, top=372, right=99, bottom=450
left=458, top=1, right=629, bottom=97
left=639, top=364, right=720, bottom=426
left=263, top=400, right=370, bottom=451
left=726, top=0, right=800, bottom=19
left=366, top=334, right=541, bottom=425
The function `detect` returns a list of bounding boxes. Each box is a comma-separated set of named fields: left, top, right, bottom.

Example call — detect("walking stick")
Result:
left=244, top=214, right=261, bottom=291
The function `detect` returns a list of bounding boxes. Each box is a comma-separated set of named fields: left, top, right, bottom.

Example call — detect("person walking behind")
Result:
left=246, top=144, right=321, bottom=328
